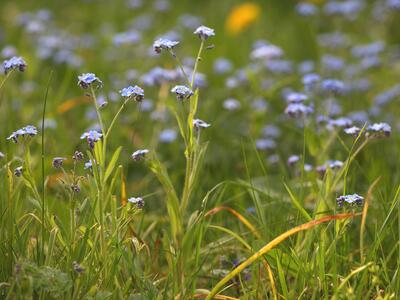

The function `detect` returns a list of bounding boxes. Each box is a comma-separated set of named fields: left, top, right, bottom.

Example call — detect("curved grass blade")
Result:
left=206, top=213, right=359, bottom=299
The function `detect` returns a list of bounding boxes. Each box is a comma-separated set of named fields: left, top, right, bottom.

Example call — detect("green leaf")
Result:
left=104, top=146, right=122, bottom=183
left=283, top=182, right=312, bottom=221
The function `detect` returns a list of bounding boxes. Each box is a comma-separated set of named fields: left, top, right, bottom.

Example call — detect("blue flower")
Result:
left=128, top=197, right=144, bottom=208
left=153, top=38, right=179, bottom=53
left=171, top=85, right=193, bottom=100
left=3, top=56, right=27, bottom=74
left=366, top=122, right=391, bottom=137
left=193, top=119, right=211, bottom=130
left=80, top=130, right=103, bottom=148
left=77, top=73, right=103, bottom=89
left=84, top=160, right=93, bottom=170
left=344, top=126, right=361, bottom=136
left=287, top=155, right=300, bottom=165
left=296, top=3, right=318, bottom=16
left=119, top=85, right=144, bottom=102
left=7, top=125, right=38, bottom=143
left=337, top=194, right=364, bottom=207
left=321, top=79, right=346, bottom=95
left=131, top=149, right=149, bottom=161
left=286, top=92, right=308, bottom=103
left=285, top=103, right=313, bottom=117
left=193, top=25, right=215, bottom=40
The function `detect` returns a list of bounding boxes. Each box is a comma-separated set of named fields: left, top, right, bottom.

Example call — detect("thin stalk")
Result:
left=170, top=50, right=190, bottom=86
left=105, top=98, right=129, bottom=140
left=0, top=70, right=13, bottom=93
left=89, top=86, right=107, bottom=279
left=190, top=40, right=205, bottom=89
left=40, top=71, right=53, bottom=264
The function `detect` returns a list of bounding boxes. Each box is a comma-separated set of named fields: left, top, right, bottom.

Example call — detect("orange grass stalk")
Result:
left=206, top=213, right=359, bottom=299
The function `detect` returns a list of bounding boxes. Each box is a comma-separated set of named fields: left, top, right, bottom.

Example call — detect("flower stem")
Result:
left=190, top=40, right=205, bottom=89
left=105, top=99, right=129, bottom=140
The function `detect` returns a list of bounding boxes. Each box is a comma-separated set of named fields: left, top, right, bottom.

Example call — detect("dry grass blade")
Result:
left=205, top=206, right=277, bottom=299
left=360, top=177, right=381, bottom=263
left=206, top=213, right=359, bottom=299
left=205, top=206, right=261, bottom=239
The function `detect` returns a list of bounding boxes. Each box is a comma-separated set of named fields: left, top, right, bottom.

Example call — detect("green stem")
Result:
left=40, top=71, right=53, bottom=264
left=105, top=99, right=129, bottom=140
left=170, top=50, right=190, bottom=86
left=0, top=70, right=13, bottom=93
left=190, top=40, right=205, bottom=89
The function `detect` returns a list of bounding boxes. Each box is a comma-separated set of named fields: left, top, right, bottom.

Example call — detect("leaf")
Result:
left=147, top=154, right=182, bottom=241
left=283, top=182, right=312, bottom=221
left=104, top=146, right=122, bottom=183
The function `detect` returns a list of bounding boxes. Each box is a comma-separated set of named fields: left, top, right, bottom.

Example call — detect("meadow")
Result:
left=0, top=0, right=400, bottom=299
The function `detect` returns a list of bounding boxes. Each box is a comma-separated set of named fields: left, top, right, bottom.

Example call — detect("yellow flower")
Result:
left=225, top=3, right=261, bottom=35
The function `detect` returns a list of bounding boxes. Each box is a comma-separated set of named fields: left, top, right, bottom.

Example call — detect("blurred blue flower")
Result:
left=7, top=125, right=38, bottom=143
left=131, top=149, right=149, bottom=161
left=78, top=73, right=103, bottom=89
left=171, top=85, right=193, bottom=100
left=337, top=194, right=364, bottom=207
left=193, top=25, right=215, bottom=40
left=119, top=85, right=144, bottom=102
left=153, top=38, right=179, bottom=54
left=128, top=197, right=144, bottom=208
left=3, top=56, right=27, bottom=74
left=367, top=122, right=391, bottom=137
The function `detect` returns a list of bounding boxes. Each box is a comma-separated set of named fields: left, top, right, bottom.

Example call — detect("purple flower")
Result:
left=193, top=25, right=215, bottom=40
left=337, top=194, right=364, bottom=207
left=77, top=73, right=103, bottom=89
left=119, top=85, right=144, bottom=102
left=286, top=92, right=308, bottom=103
left=3, top=56, right=27, bottom=74
left=52, top=157, right=66, bottom=169
left=321, top=79, right=345, bottom=95
left=285, top=103, right=313, bottom=117
left=128, top=197, right=144, bottom=208
left=131, top=149, right=149, bottom=161
left=153, top=38, right=179, bottom=53
left=171, top=85, right=193, bottom=100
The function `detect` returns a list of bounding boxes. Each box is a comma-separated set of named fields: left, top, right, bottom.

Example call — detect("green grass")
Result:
left=0, top=0, right=400, bottom=299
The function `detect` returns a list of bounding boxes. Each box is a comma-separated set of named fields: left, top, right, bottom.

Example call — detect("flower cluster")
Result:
left=77, top=73, right=103, bottom=89
left=336, top=194, right=364, bottom=207
left=171, top=85, right=193, bottom=100
left=128, top=197, right=144, bottom=209
left=193, top=25, right=215, bottom=40
left=119, top=85, right=144, bottom=102
left=7, top=125, right=38, bottom=143
left=80, top=130, right=103, bottom=149
left=131, top=149, right=149, bottom=161
left=153, top=38, right=179, bottom=53
left=3, top=56, right=27, bottom=74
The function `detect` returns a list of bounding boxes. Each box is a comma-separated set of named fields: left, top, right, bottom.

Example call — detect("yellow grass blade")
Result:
left=206, top=213, right=359, bottom=299
left=205, top=206, right=277, bottom=298
left=205, top=206, right=261, bottom=239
